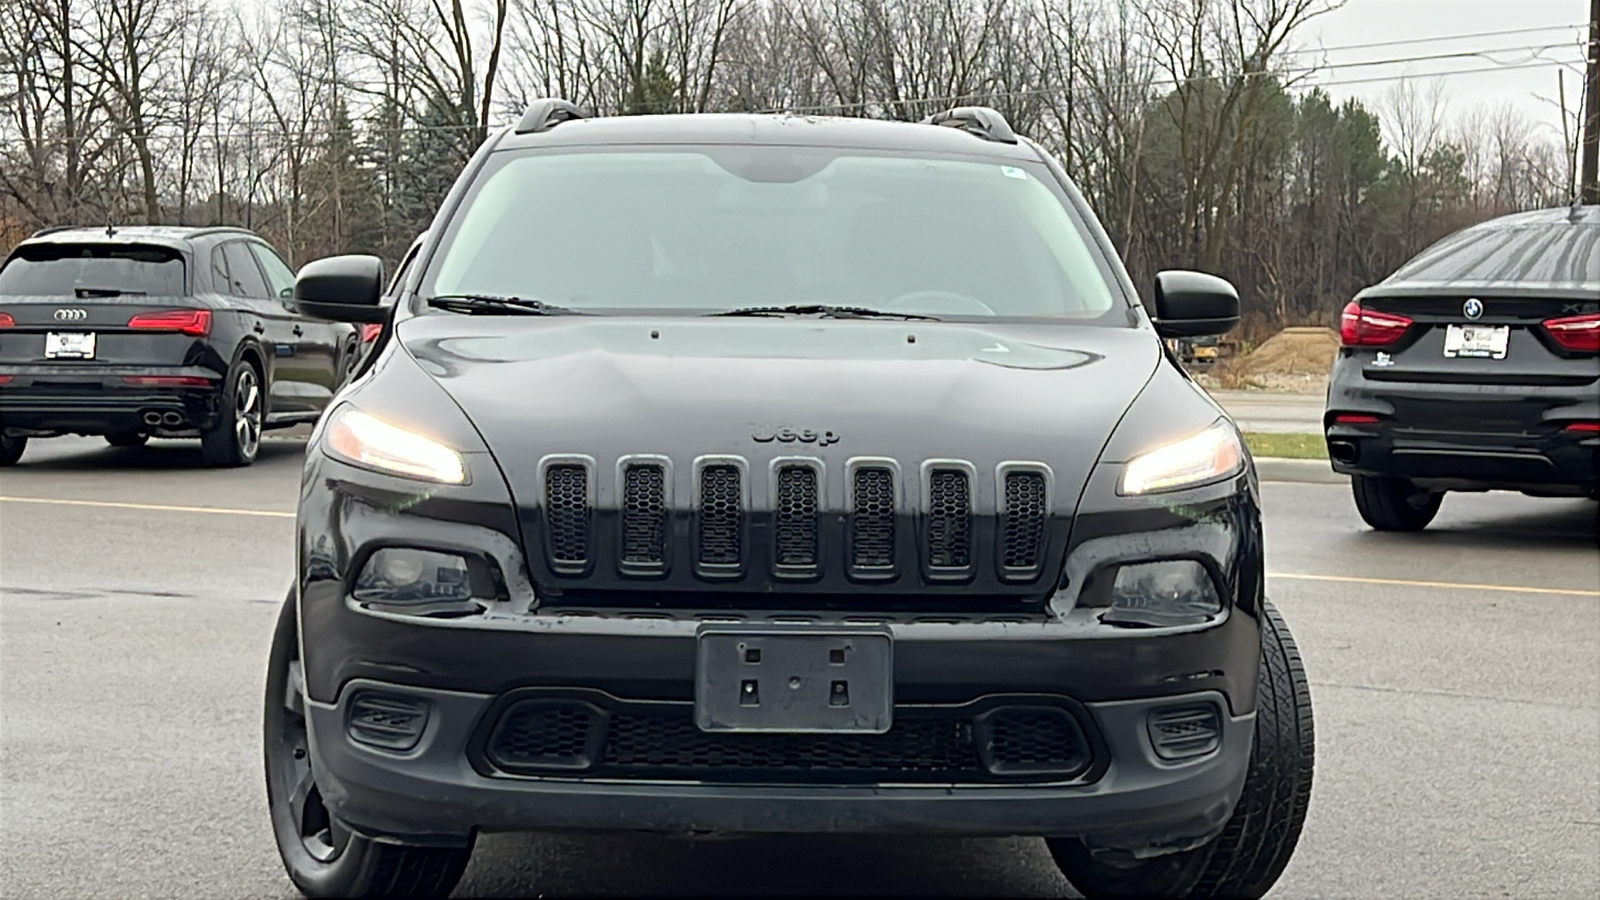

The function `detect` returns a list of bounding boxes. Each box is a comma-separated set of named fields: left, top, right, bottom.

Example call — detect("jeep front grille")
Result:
left=531, top=456, right=1055, bottom=595
left=544, top=464, right=590, bottom=571
left=697, top=464, right=744, bottom=572
left=773, top=465, right=819, bottom=570
left=926, top=468, right=972, bottom=572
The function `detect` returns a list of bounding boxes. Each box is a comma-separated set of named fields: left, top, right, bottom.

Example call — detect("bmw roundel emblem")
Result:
left=1463, top=298, right=1484, bottom=320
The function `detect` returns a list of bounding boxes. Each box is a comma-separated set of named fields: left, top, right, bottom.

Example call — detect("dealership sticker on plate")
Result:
left=1443, top=324, right=1509, bottom=359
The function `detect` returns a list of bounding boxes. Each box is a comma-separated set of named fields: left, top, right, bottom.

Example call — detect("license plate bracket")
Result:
left=1443, top=324, right=1508, bottom=359
left=44, top=332, right=96, bottom=360
left=695, top=627, right=893, bottom=733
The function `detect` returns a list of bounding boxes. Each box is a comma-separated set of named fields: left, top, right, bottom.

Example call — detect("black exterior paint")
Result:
left=1326, top=207, right=1600, bottom=494
left=0, top=226, right=356, bottom=439
left=288, top=113, right=1267, bottom=852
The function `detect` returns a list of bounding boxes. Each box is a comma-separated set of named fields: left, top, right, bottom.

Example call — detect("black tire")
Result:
left=1048, top=599, right=1314, bottom=900
left=201, top=360, right=263, bottom=467
left=105, top=432, right=149, bottom=448
left=0, top=434, right=25, bottom=466
left=1350, top=474, right=1442, bottom=531
left=265, top=592, right=474, bottom=898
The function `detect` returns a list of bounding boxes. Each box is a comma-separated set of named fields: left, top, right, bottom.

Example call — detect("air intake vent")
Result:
left=545, top=464, right=590, bottom=569
left=774, top=466, right=819, bottom=570
left=851, top=467, right=896, bottom=573
left=926, top=469, right=972, bottom=571
left=621, top=463, right=667, bottom=570
left=698, top=464, right=743, bottom=571
left=1147, top=704, right=1222, bottom=760
left=1001, top=471, right=1047, bottom=577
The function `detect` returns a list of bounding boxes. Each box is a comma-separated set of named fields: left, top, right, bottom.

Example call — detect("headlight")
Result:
left=1119, top=421, right=1243, bottom=495
left=325, top=406, right=467, bottom=484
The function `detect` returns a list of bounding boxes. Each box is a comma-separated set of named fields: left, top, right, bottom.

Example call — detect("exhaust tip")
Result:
left=142, top=411, right=163, bottom=426
left=1328, top=440, right=1359, bottom=465
left=161, top=411, right=183, bottom=426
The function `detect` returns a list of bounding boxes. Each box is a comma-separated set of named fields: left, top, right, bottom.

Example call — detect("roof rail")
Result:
left=187, top=226, right=255, bottom=239
left=514, top=98, right=591, bottom=135
left=29, top=225, right=83, bottom=238
left=921, top=106, right=1018, bottom=144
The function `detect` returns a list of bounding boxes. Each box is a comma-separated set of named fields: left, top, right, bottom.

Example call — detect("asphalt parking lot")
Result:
left=2, top=435, right=1596, bottom=898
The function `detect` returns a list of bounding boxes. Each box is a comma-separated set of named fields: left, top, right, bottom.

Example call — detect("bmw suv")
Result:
left=1326, top=205, right=1600, bottom=530
left=264, top=102, right=1314, bottom=899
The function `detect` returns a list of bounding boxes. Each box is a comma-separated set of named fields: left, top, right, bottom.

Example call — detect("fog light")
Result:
left=1101, top=560, right=1222, bottom=628
left=355, top=548, right=473, bottom=604
left=348, top=692, right=429, bottom=751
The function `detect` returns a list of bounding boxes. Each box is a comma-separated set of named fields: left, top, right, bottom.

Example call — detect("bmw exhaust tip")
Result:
left=1328, top=440, right=1359, bottom=465
left=142, top=411, right=164, bottom=426
left=161, top=411, right=184, bottom=427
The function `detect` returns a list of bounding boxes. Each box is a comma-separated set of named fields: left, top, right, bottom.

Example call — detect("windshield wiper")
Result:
left=75, top=286, right=145, bottom=298
left=426, top=293, right=584, bottom=315
left=710, top=304, right=940, bottom=321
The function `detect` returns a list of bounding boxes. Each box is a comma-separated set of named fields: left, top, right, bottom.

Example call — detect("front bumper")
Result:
left=0, top=366, right=221, bottom=435
left=307, top=677, right=1252, bottom=851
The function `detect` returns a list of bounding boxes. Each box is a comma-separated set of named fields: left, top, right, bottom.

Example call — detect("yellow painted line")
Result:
left=0, top=495, right=293, bottom=519
left=1268, top=571, right=1599, bottom=597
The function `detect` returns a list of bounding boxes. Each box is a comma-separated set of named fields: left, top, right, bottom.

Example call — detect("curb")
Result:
left=1255, top=457, right=1346, bottom=484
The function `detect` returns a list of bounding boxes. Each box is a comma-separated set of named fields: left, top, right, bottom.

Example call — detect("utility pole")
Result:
left=1582, top=0, right=1599, bottom=203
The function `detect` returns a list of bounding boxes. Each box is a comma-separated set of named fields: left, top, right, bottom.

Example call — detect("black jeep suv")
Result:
left=265, top=102, right=1314, bottom=899
left=1326, top=205, right=1600, bottom=530
left=0, top=226, right=361, bottom=467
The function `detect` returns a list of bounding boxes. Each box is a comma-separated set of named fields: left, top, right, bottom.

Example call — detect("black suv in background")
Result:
left=0, top=226, right=360, bottom=467
left=1326, top=205, right=1600, bottom=530
left=263, top=103, right=1314, bottom=900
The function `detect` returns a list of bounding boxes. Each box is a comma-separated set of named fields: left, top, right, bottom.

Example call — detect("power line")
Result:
left=1289, top=23, right=1585, bottom=56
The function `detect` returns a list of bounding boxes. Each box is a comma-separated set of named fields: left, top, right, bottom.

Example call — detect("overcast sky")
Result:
left=1299, top=0, right=1591, bottom=143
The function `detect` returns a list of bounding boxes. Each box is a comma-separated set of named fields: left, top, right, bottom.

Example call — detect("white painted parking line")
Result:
left=1268, top=571, right=1599, bottom=598
left=0, top=495, right=294, bottom=519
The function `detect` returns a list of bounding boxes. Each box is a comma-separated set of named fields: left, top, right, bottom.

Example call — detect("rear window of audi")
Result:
left=0, top=244, right=188, bottom=297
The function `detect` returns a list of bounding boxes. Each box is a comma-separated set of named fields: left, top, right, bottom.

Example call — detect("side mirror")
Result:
left=293, top=255, right=385, bottom=323
left=1152, top=270, right=1239, bottom=338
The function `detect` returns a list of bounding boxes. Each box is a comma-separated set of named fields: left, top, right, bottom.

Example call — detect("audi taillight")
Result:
left=1339, top=301, right=1411, bottom=347
left=128, top=309, right=211, bottom=337
left=1541, top=313, right=1600, bottom=353
left=0, top=312, right=13, bottom=328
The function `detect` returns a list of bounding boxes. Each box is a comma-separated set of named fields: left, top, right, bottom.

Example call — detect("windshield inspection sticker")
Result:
left=1000, top=165, right=1028, bottom=180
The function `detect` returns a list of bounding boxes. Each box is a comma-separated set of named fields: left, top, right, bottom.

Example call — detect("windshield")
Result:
left=0, top=244, right=187, bottom=296
left=426, top=148, right=1122, bottom=320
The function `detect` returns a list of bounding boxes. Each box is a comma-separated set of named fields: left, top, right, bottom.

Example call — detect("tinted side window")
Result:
left=0, top=244, right=187, bottom=296
left=250, top=244, right=298, bottom=299
left=211, top=246, right=231, bottom=293
left=221, top=242, right=270, bottom=298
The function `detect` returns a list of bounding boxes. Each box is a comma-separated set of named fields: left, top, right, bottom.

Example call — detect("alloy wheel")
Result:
left=235, top=368, right=262, bottom=458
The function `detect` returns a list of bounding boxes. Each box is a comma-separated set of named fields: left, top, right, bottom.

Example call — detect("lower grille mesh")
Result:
left=484, top=697, right=1094, bottom=783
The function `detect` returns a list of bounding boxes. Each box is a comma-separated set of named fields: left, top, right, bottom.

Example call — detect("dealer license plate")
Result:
left=44, top=332, right=96, bottom=359
left=695, top=627, right=892, bottom=733
left=1442, top=324, right=1508, bottom=359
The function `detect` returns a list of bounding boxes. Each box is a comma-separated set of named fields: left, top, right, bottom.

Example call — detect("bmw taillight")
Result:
left=1542, top=313, right=1600, bottom=353
left=0, top=312, right=13, bottom=328
left=127, top=309, right=211, bottom=337
left=1339, top=301, right=1411, bottom=347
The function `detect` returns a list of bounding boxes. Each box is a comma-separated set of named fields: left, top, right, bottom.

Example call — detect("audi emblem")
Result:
left=1462, top=298, right=1484, bottom=320
left=53, top=308, right=88, bottom=321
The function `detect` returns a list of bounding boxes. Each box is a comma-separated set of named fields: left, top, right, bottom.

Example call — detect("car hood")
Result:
left=396, top=315, right=1161, bottom=596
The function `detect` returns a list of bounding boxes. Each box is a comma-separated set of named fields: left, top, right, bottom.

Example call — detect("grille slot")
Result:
left=851, top=467, right=896, bottom=573
left=774, top=466, right=820, bottom=569
left=1001, top=471, right=1048, bottom=577
left=621, top=463, right=667, bottom=570
left=486, top=701, right=604, bottom=771
left=926, top=469, right=972, bottom=571
left=698, top=464, right=743, bottom=570
left=545, top=464, right=590, bottom=568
